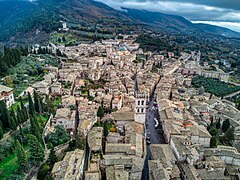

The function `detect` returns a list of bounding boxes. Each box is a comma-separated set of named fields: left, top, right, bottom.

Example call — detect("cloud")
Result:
left=96, top=0, right=240, bottom=22
left=192, top=21, right=240, bottom=33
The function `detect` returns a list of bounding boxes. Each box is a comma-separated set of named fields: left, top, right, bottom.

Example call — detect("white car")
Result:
left=154, top=118, right=159, bottom=128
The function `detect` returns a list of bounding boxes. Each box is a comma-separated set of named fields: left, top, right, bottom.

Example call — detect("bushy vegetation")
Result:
left=45, top=125, right=70, bottom=147
left=136, top=34, right=182, bottom=56
left=192, top=76, right=240, bottom=97
left=207, top=118, right=235, bottom=148
left=0, top=91, right=53, bottom=178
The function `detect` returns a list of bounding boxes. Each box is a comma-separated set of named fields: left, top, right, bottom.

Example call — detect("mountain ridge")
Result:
left=0, top=0, right=240, bottom=44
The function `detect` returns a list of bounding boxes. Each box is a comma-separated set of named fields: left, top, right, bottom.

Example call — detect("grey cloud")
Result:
left=96, top=0, right=240, bottom=22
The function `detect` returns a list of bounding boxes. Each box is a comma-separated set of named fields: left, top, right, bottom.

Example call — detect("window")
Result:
left=138, top=101, right=140, bottom=105
left=142, top=100, right=144, bottom=105
left=141, top=108, right=144, bottom=113
left=137, top=109, right=140, bottom=113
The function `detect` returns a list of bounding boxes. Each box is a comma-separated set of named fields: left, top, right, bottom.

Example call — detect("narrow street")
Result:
left=142, top=93, right=167, bottom=180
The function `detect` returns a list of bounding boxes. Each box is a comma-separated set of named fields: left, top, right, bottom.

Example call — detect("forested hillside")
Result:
left=0, top=47, right=28, bottom=76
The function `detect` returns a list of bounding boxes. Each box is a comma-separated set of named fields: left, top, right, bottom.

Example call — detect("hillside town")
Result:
left=1, top=34, right=240, bottom=180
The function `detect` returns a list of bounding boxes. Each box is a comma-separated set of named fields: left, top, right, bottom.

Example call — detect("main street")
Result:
left=142, top=93, right=167, bottom=180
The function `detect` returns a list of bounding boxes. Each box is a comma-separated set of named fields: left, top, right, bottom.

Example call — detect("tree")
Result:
left=216, top=119, right=221, bottom=129
left=97, top=106, right=104, bottom=119
left=75, top=134, right=85, bottom=150
left=33, top=90, right=41, bottom=113
left=46, top=125, right=70, bottom=147
left=37, top=163, right=51, bottom=180
left=17, top=105, right=24, bottom=124
left=30, top=115, right=42, bottom=143
left=210, top=136, right=217, bottom=148
left=222, top=119, right=230, bottom=133
left=16, top=140, right=28, bottom=172
left=62, top=36, right=66, bottom=42
left=0, top=125, right=3, bottom=139
left=209, top=128, right=218, bottom=136
left=28, top=92, right=35, bottom=116
left=103, top=122, right=108, bottom=137
left=223, top=127, right=234, bottom=146
left=20, top=97, right=28, bottom=120
left=49, top=147, right=57, bottom=165
left=9, top=116, right=17, bottom=130
left=0, top=100, right=11, bottom=129
left=28, top=135, right=44, bottom=165
left=10, top=108, right=18, bottom=127
left=210, top=119, right=214, bottom=127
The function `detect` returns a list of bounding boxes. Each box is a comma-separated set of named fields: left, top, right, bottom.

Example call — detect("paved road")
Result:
left=142, top=96, right=166, bottom=180
left=146, top=99, right=166, bottom=144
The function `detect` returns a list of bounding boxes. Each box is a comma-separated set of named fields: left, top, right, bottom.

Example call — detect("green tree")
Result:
left=20, top=97, right=28, bottom=120
left=62, top=36, right=66, bottom=42
left=209, top=128, right=218, bottom=136
left=75, top=134, right=85, bottom=150
left=9, top=116, right=17, bottom=130
left=28, top=92, right=35, bottom=116
left=210, top=136, right=217, bottom=148
left=16, top=140, right=28, bottom=172
left=103, top=122, right=108, bottom=137
left=10, top=107, right=18, bottom=126
left=222, top=119, right=230, bottom=133
left=0, top=125, right=3, bottom=139
left=46, top=125, right=70, bottom=147
left=17, top=105, right=24, bottom=124
left=29, top=115, right=42, bottom=143
left=37, top=163, right=51, bottom=180
left=216, top=119, right=221, bottom=129
left=223, top=127, right=234, bottom=146
left=0, top=100, right=11, bottom=129
left=28, top=135, right=44, bottom=165
left=33, top=90, right=42, bottom=113
left=49, top=147, right=57, bottom=165
left=97, top=106, right=104, bottom=119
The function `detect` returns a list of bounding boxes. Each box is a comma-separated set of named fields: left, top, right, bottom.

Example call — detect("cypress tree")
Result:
left=30, top=115, right=41, bottom=142
left=17, top=105, right=24, bottom=124
left=9, top=116, right=17, bottom=130
left=16, top=140, right=28, bottom=172
left=28, top=135, right=45, bottom=165
left=10, top=107, right=18, bottom=126
left=49, top=147, right=57, bottom=165
left=33, top=90, right=40, bottom=113
left=210, top=136, right=217, bottom=148
left=0, top=125, right=3, bottom=139
left=28, top=92, right=35, bottom=117
left=20, top=97, right=28, bottom=120
left=216, top=119, right=221, bottom=129
left=97, top=106, right=104, bottom=119
left=222, top=119, right=230, bottom=133
left=0, top=100, right=11, bottom=129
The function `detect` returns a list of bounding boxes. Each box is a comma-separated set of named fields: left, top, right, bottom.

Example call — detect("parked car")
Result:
left=146, top=140, right=151, bottom=145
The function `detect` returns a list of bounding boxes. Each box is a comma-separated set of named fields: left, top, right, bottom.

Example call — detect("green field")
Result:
left=0, top=153, right=18, bottom=178
left=192, top=76, right=240, bottom=97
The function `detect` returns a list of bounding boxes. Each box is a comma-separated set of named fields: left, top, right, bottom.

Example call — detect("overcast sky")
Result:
left=96, top=0, right=240, bottom=32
